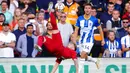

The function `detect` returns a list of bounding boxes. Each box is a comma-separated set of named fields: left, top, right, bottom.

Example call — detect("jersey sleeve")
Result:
left=37, top=36, right=44, bottom=47
left=94, top=18, right=100, bottom=27
left=56, top=58, right=62, bottom=64
left=75, top=17, right=80, bottom=28
left=121, top=37, right=125, bottom=45
left=50, top=12, right=58, bottom=30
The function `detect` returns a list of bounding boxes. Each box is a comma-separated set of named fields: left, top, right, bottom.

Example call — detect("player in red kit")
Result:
left=37, top=12, right=79, bottom=73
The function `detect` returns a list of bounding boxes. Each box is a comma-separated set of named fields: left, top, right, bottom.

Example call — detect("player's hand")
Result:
left=101, top=40, right=105, bottom=46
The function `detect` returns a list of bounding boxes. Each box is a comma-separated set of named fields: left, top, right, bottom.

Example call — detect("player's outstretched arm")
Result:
left=50, top=12, right=58, bottom=30
left=51, top=62, right=59, bottom=73
left=73, top=59, right=79, bottom=73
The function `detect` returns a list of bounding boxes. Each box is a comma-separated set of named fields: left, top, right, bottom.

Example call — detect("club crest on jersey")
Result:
left=88, top=20, right=93, bottom=27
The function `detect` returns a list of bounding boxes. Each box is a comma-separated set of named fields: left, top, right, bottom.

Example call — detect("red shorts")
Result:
left=56, top=48, right=77, bottom=64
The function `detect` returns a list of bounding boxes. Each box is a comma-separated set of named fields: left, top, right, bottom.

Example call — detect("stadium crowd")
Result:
left=0, top=0, right=130, bottom=58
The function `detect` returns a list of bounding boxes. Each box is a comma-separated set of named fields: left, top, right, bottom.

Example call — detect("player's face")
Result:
left=112, top=11, right=120, bottom=19
left=47, top=22, right=53, bottom=30
left=108, top=32, right=115, bottom=41
left=84, top=5, right=92, bottom=15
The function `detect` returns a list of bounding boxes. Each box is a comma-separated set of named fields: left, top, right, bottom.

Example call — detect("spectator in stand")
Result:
left=114, top=0, right=123, bottom=15
left=106, top=10, right=122, bottom=32
left=0, top=13, right=12, bottom=31
left=103, top=30, right=122, bottom=58
left=8, top=0, right=19, bottom=16
left=122, top=4, right=130, bottom=22
left=123, top=2, right=129, bottom=14
left=116, top=18, right=129, bottom=39
left=121, top=25, right=130, bottom=57
left=0, top=1, right=13, bottom=23
left=100, top=2, right=114, bottom=37
left=13, top=12, right=28, bottom=30
left=0, top=23, right=16, bottom=57
left=0, top=13, right=6, bottom=31
left=64, top=0, right=79, bottom=25
left=36, top=0, right=57, bottom=10
left=10, top=8, right=22, bottom=31
left=57, top=12, right=73, bottom=47
left=90, top=0, right=107, bottom=18
left=26, top=13, right=40, bottom=36
left=36, top=11, right=48, bottom=35
left=13, top=18, right=26, bottom=46
left=90, top=7, right=102, bottom=57
left=19, top=0, right=36, bottom=14
left=13, top=18, right=26, bottom=57
left=17, top=24, right=38, bottom=57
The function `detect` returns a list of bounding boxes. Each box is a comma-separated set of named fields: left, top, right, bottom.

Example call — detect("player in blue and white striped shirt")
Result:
left=121, top=25, right=130, bottom=57
left=103, top=30, right=122, bottom=58
left=74, top=3, right=105, bottom=72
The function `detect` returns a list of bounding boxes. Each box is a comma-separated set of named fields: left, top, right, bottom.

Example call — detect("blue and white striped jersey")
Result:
left=104, top=38, right=121, bottom=50
left=104, top=38, right=121, bottom=57
left=76, top=15, right=100, bottom=44
left=121, top=35, right=130, bottom=57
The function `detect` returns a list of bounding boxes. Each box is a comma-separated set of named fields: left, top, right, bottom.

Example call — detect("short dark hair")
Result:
left=108, top=2, right=114, bottom=6
left=83, top=3, right=92, bottom=8
left=26, top=24, right=33, bottom=28
left=2, top=23, right=9, bottom=26
left=92, top=7, right=97, bottom=11
left=1, top=1, right=8, bottom=5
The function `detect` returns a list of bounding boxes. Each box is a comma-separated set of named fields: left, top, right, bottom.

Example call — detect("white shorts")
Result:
left=79, top=43, right=94, bottom=54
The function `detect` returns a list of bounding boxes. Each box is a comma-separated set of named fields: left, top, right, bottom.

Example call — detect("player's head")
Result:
left=84, top=3, right=92, bottom=15
left=107, top=30, right=115, bottom=42
left=46, top=22, right=53, bottom=30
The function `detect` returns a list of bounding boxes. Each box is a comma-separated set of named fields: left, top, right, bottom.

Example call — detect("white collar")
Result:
left=112, top=17, right=120, bottom=21
left=66, top=2, right=73, bottom=6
